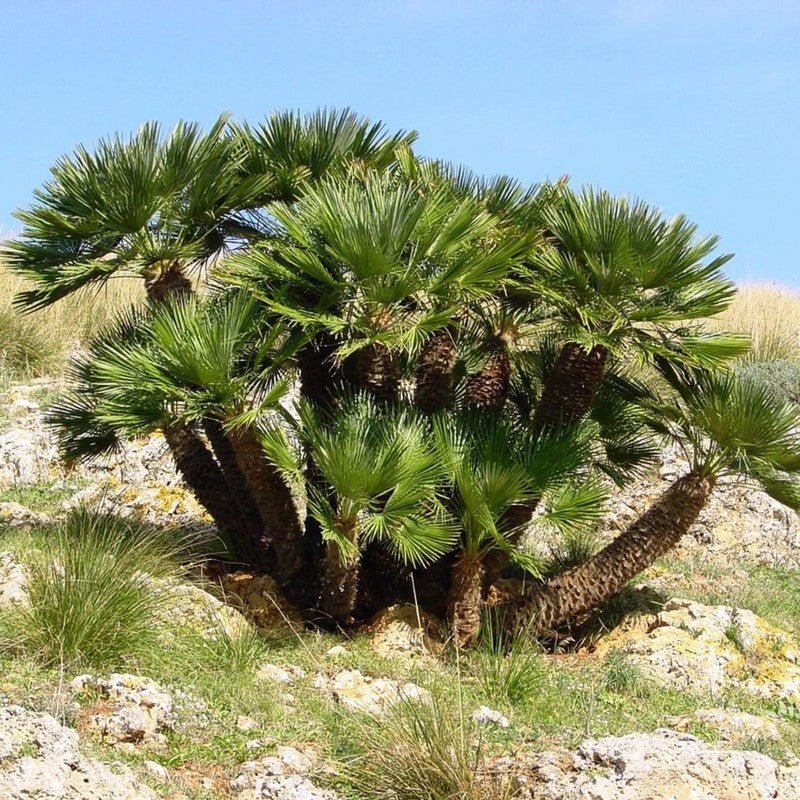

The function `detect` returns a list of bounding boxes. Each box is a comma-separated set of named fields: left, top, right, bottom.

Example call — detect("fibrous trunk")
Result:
left=144, top=262, right=193, bottom=303
left=447, top=550, right=486, bottom=647
left=147, top=263, right=243, bottom=562
left=297, top=332, right=342, bottom=411
left=502, top=471, right=713, bottom=637
left=532, top=342, right=608, bottom=433
left=227, top=427, right=313, bottom=609
left=202, top=418, right=272, bottom=571
left=415, top=327, right=457, bottom=413
left=358, top=343, right=400, bottom=405
left=321, top=516, right=360, bottom=622
left=464, top=335, right=511, bottom=409
left=161, top=422, right=244, bottom=546
left=487, top=342, right=609, bottom=576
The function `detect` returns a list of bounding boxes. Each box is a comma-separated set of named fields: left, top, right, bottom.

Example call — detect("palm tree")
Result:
left=525, top=186, right=743, bottom=434
left=46, top=295, right=307, bottom=589
left=502, top=367, right=800, bottom=637
left=431, top=413, right=606, bottom=645
left=261, top=395, right=457, bottom=622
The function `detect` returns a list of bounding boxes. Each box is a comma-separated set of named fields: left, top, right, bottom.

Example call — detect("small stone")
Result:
left=245, top=739, right=263, bottom=750
left=236, top=714, right=259, bottom=731
left=471, top=705, right=510, bottom=728
left=256, top=663, right=306, bottom=684
left=143, top=760, right=169, bottom=781
left=325, top=645, right=348, bottom=658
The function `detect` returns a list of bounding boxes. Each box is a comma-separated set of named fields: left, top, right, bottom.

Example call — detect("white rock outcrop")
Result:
left=0, top=705, right=156, bottom=799
left=489, top=728, right=800, bottom=800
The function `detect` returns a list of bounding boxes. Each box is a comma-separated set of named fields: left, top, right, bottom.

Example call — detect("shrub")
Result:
left=734, top=360, right=800, bottom=405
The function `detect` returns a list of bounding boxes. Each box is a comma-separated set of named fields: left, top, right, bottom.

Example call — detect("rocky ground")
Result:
left=3, top=379, right=800, bottom=799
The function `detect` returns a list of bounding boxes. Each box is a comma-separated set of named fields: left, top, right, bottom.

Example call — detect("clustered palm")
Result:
left=7, top=108, right=800, bottom=646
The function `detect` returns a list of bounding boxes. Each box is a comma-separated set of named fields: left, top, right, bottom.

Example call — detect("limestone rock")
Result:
left=668, top=708, right=780, bottom=742
left=0, top=502, right=52, bottom=530
left=0, top=425, right=61, bottom=488
left=230, top=745, right=339, bottom=800
left=64, top=481, right=212, bottom=530
left=147, top=578, right=251, bottom=641
left=255, top=664, right=307, bottom=685
left=0, top=552, right=30, bottom=609
left=0, top=704, right=157, bottom=799
left=71, top=674, right=174, bottom=748
left=488, top=728, right=800, bottom=800
left=219, top=572, right=301, bottom=630
left=327, top=669, right=429, bottom=715
left=596, top=597, right=800, bottom=701
left=363, top=604, right=443, bottom=662
left=471, top=705, right=510, bottom=729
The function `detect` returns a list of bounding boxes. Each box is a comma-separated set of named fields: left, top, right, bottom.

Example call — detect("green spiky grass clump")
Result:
left=2, top=509, right=188, bottom=671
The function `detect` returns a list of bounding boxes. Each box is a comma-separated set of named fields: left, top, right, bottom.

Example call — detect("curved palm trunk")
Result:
left=532, top=342, right=608, bottom=433
left=447, top=550, right=486, bottom=647
left=415, top=327, right=457, bottom=413
left=161, top=422, right=243, bottom=543
left=502, top=472, right=714, bottom=637
left=321, top=516, right=360, bottom=621
left=145, top=262, right=243, bottom=559
left=464, top=335, right=511, bottom=409
left=227, top=427, right=313, bottom=608
left=202, top=418, right=272, bottom=571
left=358, top=343, right=400, bottom=405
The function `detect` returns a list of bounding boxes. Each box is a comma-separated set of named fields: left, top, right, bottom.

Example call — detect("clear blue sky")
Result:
left=1, top=0, right=799, bottom=286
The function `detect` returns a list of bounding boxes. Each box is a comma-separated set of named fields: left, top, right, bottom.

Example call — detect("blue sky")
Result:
left=1, top=0, right=799, bottom=286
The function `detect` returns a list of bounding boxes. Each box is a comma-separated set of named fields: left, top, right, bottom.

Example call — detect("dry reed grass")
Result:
left=707, top=283, right=800, bottom=364
left=0, top=259, right=143, bottom=383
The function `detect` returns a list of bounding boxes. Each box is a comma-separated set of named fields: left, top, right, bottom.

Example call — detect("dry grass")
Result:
left=708, top=283, right=800, bottom=364
left=0, top=260, right=143, bottom=384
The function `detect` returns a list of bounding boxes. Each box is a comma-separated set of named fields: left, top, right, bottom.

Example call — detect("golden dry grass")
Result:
left=0, top=259, right=143, bottom=383
left=707, top=283, right=800, bottom=364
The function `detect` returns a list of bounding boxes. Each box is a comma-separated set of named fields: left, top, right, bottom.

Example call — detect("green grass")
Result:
left=1, top=508, right=191, bottom=671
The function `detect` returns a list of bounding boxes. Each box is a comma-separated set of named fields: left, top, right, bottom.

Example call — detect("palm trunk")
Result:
left=464, top=335, right=511, bottom=409
left=144, top=262, right=193, bottom=303
left=358, top=343, right=400, bottom=405
left=532, top=342, right=608, bottom=433
left=321, top=516, right=360, bottom=621
left=415, top=327, right=457, bottom=413
left=202, top=418, right=272, bottom=571
left=502, top=471, right=714, bottom=637
left=447, top=550, right=486, bottom=647
left=161, top=422, right=243, bottom=543
left=487, top=342, right=609, bottom=572
left=145, top=263, right=242, bottom=559
left=297, top=332, right=342, bottom=410
left=227, top=427, right=312, bottom=608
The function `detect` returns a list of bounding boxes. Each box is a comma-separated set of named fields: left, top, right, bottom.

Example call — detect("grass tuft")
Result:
left=2, top=508, right=188, bottom=671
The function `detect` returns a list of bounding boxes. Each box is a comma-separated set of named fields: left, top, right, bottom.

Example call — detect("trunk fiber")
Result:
left=146, top=264, right=243, bottom=560
left=448, top=551, right=486, bottom=647
left=296, top=332, right=342, bottom=411
left=161, top=423, right=243, bottom=543
left=415, top=327, right=457, bottom=413
left=464, top=335, right=511, bottom=409
left=358, top=343, right=400, bottom=405
left=228, top=428, right=313, bottom=608
left=486, top=342, right=610, bottom=580
left=532, top=342, right=608, bottom=433
left=202, top=418, right=272, bottom=570
left=503, top=472, right=714, bottom=637
left=321, top=517, right=360, bottom=622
